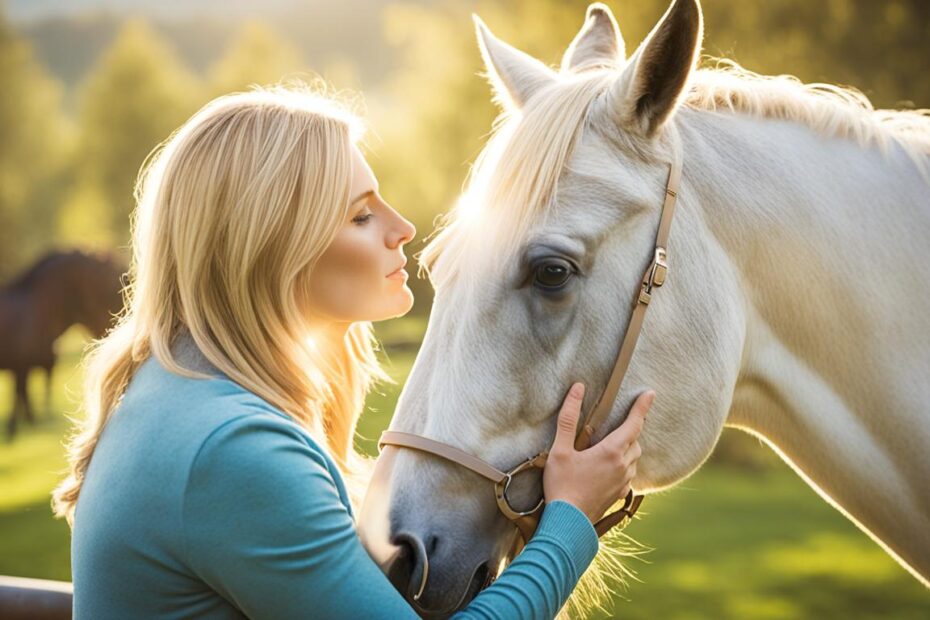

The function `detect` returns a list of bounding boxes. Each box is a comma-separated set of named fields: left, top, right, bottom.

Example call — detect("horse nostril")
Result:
left=426, top=533, right=440, bottom=555
left=467, top=561, right=493, bottom=602
left=391, top=532, right=430, bottom=601
left=383, top=536, right=412, bottom=596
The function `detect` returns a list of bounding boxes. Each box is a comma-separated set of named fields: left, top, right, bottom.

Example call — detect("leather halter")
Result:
left=378, top=150, right=682, bottom=578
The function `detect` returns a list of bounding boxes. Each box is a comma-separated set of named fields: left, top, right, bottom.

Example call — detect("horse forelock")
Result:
left=418, top=71, right=618, bottom=293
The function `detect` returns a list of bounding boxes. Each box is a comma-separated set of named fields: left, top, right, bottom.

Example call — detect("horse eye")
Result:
left=533, top=260, right=573, bottom=289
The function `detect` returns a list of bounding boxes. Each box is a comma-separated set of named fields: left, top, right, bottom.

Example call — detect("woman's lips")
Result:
left=387, top=262, right=408, bottom=280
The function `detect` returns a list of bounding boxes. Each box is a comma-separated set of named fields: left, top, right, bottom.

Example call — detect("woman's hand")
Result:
left=542, top=383, right=654, bottom=524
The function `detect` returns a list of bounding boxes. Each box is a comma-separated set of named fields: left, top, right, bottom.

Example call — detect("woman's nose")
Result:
left=388, top=215, right=416, bottom=249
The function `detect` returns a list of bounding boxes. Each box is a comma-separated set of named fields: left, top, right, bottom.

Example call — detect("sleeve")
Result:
left=453, top=500, right=599, bottom=620
left=181, top=413, right=599, bottom=620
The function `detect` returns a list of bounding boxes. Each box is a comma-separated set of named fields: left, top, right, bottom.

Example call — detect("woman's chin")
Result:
left=372, top=289, right=414, bottom=322
left=394, top=289, right=415, bottom=316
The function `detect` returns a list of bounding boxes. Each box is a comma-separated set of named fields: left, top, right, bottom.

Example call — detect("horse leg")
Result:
left=6, top=391, right=20, bottom=441
left=45, top=364, right=54, bottom=418
left=15, top=370, right=35, bottom=426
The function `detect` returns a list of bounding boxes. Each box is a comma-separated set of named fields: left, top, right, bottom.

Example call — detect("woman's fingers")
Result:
left=543, top=384, right=651, bottom=523
left=551, top=382, right=586, bottom=454
left=599, top=390, right=654, bottom=455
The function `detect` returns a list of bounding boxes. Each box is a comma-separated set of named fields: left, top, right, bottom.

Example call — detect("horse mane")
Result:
left=418, top=56, right=930, bottom=286
left=686, top=57, right=930, bottom=168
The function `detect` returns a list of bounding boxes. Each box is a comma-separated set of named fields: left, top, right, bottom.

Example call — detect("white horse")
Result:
left=358, top=0, right=930, bottom=615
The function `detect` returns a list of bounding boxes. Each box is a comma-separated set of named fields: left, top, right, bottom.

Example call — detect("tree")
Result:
left=0, top=6, right=66, bottom=279
left=68, top=18, right=199, bottom=244
left=207, top=21, right=306, bottom=96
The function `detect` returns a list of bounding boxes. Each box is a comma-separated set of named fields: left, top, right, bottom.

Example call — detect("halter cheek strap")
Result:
left=575, top=151, right=682, bottom=449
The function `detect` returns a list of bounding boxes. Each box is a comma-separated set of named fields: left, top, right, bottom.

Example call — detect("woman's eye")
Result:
left=533, top=260, right=574, bottom=289
left=352, top=213, right=374, bottom=225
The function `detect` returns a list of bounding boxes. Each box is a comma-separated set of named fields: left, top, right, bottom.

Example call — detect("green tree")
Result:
left=207, top=21, right=306, bottom=96
left=0, top=5, right=66, bottom=279
left=67, top=18, right=199, bottom=244
left=371, top=0, right=611, bottom=312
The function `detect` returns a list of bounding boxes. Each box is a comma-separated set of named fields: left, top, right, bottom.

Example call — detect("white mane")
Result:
left=686, top=58, right=930, bottom=170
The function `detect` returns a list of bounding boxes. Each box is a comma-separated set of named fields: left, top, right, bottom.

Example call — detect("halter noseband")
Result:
left=377, top=150, right=681, bottom=596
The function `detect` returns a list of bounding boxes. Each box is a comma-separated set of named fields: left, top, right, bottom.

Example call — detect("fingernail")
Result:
left=571, top=382, right=585, bottom=397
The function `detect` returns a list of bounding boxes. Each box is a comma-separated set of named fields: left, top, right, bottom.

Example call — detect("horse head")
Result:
left=359, top=1, right=746, bottom=614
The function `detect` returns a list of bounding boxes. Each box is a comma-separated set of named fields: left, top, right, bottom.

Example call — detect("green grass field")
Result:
left=1, top=321, right=927, bottom=618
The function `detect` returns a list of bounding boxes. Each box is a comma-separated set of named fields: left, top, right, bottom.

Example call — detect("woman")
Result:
left=51, top=82, right=654, bottom=619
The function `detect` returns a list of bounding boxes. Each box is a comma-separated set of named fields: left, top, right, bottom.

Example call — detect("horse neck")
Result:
left=27, top=261, right=83, bottom=339
left=676, top=107, right=930, bottom=582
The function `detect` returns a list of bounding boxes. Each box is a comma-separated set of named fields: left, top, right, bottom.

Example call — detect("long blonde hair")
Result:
left=52, top=81, right=389, bottom=527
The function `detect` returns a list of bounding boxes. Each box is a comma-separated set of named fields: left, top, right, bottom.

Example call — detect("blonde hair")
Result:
left=52, top=80, right=389, bottom=527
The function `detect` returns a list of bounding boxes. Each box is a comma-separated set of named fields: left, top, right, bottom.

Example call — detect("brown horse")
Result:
left=0, top=249, right=125, bottom=440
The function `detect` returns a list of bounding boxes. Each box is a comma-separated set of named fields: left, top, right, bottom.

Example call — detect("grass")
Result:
left=0, top=326, right=86, bottom=582
left=0, top=319, right=927, bottom=618
left=592, top=465, right=929, bottom=619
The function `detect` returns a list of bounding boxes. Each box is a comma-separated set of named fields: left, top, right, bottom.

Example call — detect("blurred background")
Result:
left=1, top=0, right=928, bottom=618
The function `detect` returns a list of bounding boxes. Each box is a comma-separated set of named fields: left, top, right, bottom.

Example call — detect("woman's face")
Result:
left=306, top=144, right=417, bottom=325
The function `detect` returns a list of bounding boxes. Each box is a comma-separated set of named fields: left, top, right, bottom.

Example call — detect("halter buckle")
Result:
left=638, top=246, right=668, bottom=305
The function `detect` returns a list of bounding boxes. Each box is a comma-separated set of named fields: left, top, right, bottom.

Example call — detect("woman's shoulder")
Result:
left=84, top=350, right=353, bottom=530
left=126, top=351, right=332, bottom=468
left=125, top=331, right=293, bottom=421
left=74, top=353, right=355, bottom=599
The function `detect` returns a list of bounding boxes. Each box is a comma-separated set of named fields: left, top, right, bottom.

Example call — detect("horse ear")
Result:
left=607, top=0, right=703, bottom=137
left=473, top=14, right=557, bottom=110
left=561, top=3, right=626, bottom=72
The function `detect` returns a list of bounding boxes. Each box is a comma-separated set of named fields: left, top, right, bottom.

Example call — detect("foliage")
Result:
left=0, top=7, right=66, bottom=279
left=68, top=19, right=198, bottom=244
left=206, top=21, right=305, bottom=97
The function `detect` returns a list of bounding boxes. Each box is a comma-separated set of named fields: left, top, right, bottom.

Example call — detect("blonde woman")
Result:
left=51, top=83, right=654, bottom=619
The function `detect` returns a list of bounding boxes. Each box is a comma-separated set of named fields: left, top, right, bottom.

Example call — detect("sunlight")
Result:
left=4, top=1, right=928, bottom=617
left=453, top=192, right=482, bottom=227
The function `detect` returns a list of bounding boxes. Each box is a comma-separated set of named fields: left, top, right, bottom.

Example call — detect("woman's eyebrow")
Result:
left=349, top=190, right=375, bottom=207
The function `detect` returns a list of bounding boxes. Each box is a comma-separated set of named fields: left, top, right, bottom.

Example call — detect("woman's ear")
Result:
left=607, top=0, right=703, bottom=138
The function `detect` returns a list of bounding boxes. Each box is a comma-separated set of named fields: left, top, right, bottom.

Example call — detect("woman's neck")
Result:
left=309, top=318, right=351, bottom=351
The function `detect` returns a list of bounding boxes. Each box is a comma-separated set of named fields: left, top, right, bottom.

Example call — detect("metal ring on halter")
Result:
left=493, top=452, right=547, bottom=521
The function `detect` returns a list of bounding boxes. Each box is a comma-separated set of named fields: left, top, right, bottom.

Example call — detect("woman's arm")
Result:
left=182, top=412, right=598, bottom=619
left=451, top=500, right=597, bottom=619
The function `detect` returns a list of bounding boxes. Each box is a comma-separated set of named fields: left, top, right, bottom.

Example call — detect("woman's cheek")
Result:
left=337, top=232, right=386, bottom=308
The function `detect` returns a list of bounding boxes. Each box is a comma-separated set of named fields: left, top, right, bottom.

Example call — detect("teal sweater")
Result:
left=71, top=332, right=599, bottom=619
